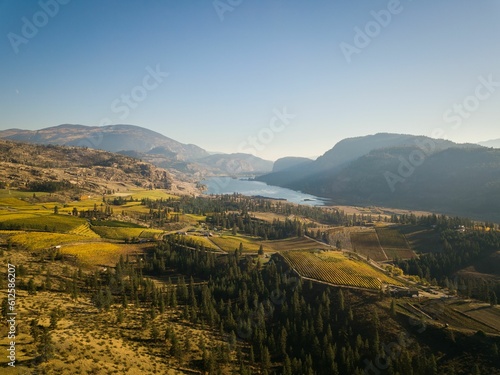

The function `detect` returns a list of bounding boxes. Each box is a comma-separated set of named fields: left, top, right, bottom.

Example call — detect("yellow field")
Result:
left=68, top=223, right=101, bottom=238
left=184, top=235, right=219, bottom=250
left=8, top=232, right=99, bottom=251
left=123, top=189, right=179, bottom=200
left=61, top=242, right=134, bottom=266
left=184, top=213, right=207, bottom=222
left=282, top=250, right=405, bottom=290
left=210, top=235, right=269, bottom=253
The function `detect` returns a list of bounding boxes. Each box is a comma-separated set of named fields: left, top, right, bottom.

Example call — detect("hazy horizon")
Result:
left=1, top=0, right=499, bottom=160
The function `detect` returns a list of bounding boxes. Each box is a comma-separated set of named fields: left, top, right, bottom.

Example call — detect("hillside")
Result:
left=257, top=134, right=500, bottom=222
left=307, top=147, right=500, bottom=222
left=0, top=124, right=272, bottom=177
left=0, top=139, right=173, bottom=193
left=196, top=153, right=273, bottom=174
left=0, top=124, right=208, bottom=160
left=258, top=133, right=471, bottom=187
left=271, top=156, right=313, bottom=172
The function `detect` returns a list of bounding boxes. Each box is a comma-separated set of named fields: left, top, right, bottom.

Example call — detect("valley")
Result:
left=0, top=137, right=499, bottom=374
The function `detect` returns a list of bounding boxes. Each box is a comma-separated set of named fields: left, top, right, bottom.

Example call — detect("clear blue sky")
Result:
left=1, top=0, right=499, bottom=160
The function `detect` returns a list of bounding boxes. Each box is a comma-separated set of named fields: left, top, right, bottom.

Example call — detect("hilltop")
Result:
left=0, top=125, right=274, bottom=176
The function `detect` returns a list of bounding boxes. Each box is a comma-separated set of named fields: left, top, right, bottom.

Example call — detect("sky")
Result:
left=0, top=0, right=499, bottom=161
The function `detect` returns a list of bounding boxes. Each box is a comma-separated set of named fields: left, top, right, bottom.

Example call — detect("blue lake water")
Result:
left=200, top=177, right=328, bottom=206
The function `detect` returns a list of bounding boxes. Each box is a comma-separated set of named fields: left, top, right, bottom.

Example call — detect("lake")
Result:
left=200, top=177, right=328, bottom=206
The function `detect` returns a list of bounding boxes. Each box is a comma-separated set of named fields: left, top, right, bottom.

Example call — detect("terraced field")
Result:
left=281, top=250, right=404, bottom=290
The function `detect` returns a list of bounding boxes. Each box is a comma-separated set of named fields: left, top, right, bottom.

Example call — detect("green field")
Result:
left=91, top=220, right=145, bottom=228
left=0, top=213, right=86, bottom=232
left=91, top=226, right=163, bottom=240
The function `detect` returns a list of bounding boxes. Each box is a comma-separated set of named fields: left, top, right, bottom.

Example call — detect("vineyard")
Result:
left=61, top=242, right=136, bottom=266
left=375, top=226, right=409, bottom=248
left=210, top=234, right=268, bottom=253
left=0, top=213, right=86, bottom=232
left=91, top=226, right=163, bottom=240
left=350, top=231, right=387, bottom=261
left=264, top=237, right=331, bottom=252
left=281, top=250, right=404, bottom=290
left=8, top=232, right=98, bottom=251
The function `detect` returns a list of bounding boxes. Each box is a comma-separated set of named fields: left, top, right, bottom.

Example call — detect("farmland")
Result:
left=61, top=242, right=142, bottom=266
left=8, top=232, right=99, bottom=251
left=210, top=234, right=266, bottom=253
left=91, top=226, right=163, bottom=240
left=350, top=230, right=387, bottom=261
left=264, top=236, right=331, bottom=251
left=281, top=250, right=404, bottom=290
left=398, top=225, right=443, bottom=253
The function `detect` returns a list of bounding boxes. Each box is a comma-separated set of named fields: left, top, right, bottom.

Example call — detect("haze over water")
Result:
left=201, top=177, right=327, bottom=206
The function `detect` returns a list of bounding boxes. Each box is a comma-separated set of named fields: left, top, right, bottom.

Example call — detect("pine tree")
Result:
left=37, top=327, right=55, bottom=362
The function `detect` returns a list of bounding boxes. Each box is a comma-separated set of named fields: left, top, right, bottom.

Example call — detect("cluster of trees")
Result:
left=25, top=180, right=72, bottom=193
left=140, top=194, right=349, bottom=226
left=398, top=229, right=500, bottom=303
left=75, top=236, right=444, bottom=374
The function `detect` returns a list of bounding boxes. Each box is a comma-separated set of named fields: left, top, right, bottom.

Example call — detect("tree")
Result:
left=53, top=205, right=59, bottom=214
left=258, top=244, right=264, bottom=256
left=37, top=327, right=55, bottom=362
left=30, top=319, right=41, bottom=342
left=1, top=298, right=9, bottom=319
left=390, top=299, right=396, bottom=317
left=335, top=239, right=342, bottom=250
left=150, top=323, right=160, bottom=342
left=27, top=278, right=37, bottom=295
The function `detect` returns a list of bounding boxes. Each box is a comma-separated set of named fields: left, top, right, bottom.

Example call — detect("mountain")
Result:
left=271, top=157, right=313, bottom=173
left=479, top=138, right=500, bottom=148
left=257, top=133, right=500, bottom=221
left=257, top=133, right=469, bottom=189
left=0, top=124, right=209, bottom=161
left=0, top=124, right=272, bottom=177
left=196, top=153, right=273, bottom=175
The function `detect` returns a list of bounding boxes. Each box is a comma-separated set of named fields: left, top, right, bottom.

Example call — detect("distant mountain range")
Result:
left=479, top=138, right=500, bottom=148
left=2, top=125, right=499, bottom=221
left=257, top=133, right=500, bottom=222
left=0, top=124, right=273, bottom=176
